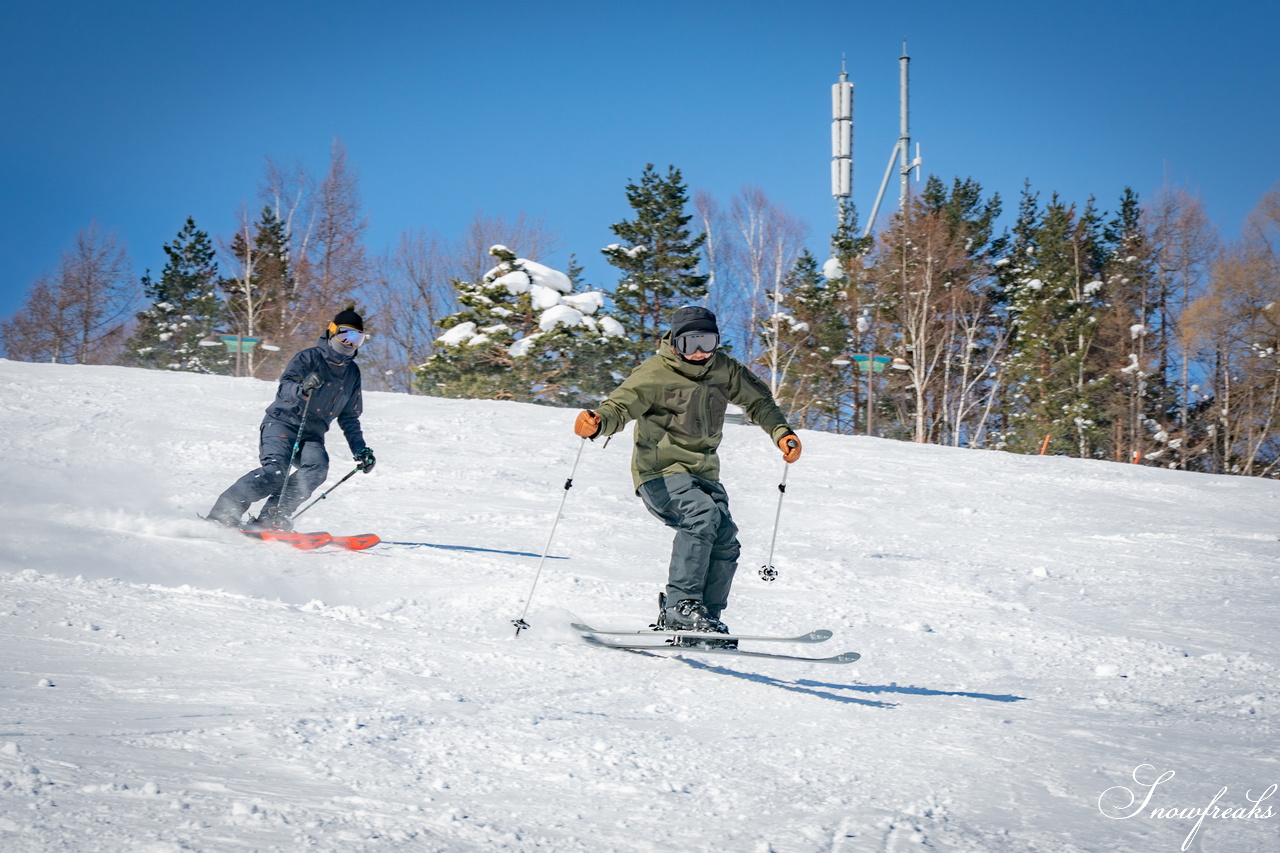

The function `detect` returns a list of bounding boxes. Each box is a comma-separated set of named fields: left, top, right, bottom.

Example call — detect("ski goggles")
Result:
left=674, top=330, right=719, bottom=356
left=329, top=324, right=365, bottom=346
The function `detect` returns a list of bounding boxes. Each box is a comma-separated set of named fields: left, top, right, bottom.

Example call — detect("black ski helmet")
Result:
left=669, top=306, right=718, bottom=338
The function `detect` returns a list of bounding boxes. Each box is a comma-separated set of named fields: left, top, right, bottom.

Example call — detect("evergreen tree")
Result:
left=997, top=190, right=1112, bottom=456
left=920, top=175, right=1004, bottom=260
left=415, top=246, right=628, bottom=404
left=603, top=164, right=708, bottom=361
left=559, top=254, right=635, bottom=402
left=123, top=217, right=228, bottom=373
left=827, top=199, right=874, bottom=273
left=1097, top=188, right=1175, bottom=463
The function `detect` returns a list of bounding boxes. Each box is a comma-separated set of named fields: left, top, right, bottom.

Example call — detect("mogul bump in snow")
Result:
left=574, top=306, right=801, bottom=640
left=207, top=308, right=376, bottom=531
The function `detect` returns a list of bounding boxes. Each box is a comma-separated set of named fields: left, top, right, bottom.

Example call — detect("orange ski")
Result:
left=326, top=534, right=380, bottom=551
left=243, top=530, right=333, bottom=550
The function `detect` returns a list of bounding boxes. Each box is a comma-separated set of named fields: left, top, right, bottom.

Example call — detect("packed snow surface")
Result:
left=0, top=359, right=1277, bottom=852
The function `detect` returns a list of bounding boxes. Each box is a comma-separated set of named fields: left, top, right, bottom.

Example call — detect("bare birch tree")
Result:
left=259, top=155, right=315, bottom=351
left=457, top=211, right=561, bottom=285
left=872, top=204, right=970, bottom=442
left=219, top=204, right=291, bottom=378
left=361, top=228, right=459, bottom=392
left=694, top=190, right=739, bottom=329
left=728, top=187, right=808, bottom=376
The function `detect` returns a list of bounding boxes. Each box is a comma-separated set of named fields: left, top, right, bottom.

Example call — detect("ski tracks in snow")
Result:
left=1, top=361, right=1278, bottom=851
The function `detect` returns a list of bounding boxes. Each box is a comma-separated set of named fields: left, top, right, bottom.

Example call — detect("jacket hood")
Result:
left=658, top=331, right=717, bottom=379
left=317, top=333, right=358, bottom=365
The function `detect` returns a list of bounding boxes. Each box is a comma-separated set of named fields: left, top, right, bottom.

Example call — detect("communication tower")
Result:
left=831, top=60, right=853, bottom=227
left=865, top=41, right=923, bottom=237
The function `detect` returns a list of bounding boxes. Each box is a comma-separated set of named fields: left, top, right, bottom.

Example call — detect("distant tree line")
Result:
left=2, top=146, right=1276, bottom=478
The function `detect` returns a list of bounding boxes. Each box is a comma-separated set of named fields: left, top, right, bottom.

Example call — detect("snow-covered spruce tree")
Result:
left=1096, top=188, right=1177, bottom=464
left=122, top=217, right=229, bottom=373
left=756, top=250, right=852, bottom=429
left=826, top=199, right=874, bottom=280
left=996, top=189, right=1112, bottom=457
left=558, top=254, right=636, bottom=402
left=414, top=246, right=627, bottom=404
left=603, top=164, right=708, bottom=363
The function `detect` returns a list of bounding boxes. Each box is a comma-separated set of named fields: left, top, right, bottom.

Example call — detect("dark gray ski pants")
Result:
left=208, top=420, right=330, bottom=524
left=638, top=473, right=741, bottom=617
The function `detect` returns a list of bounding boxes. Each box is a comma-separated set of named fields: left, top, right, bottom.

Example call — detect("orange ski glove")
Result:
left=778, top=433, right=802, bottom=463
left=575, top=410, right=602, bottom=438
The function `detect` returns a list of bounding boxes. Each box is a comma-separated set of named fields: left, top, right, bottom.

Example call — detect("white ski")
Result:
left=579, top=634, right=861, bottom=664
left=571, top=622, right=832, bottom=644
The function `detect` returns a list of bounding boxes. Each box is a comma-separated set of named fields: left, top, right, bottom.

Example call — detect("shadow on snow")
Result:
left=382, top=541, right=569, bottom=560
left=797, top=677, right=1028, bottom=704
left=677, top=659, right=1029, bottom=709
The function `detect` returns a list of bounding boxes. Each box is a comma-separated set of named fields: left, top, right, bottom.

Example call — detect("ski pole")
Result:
left=274, top=388, right=315, bottom=522
left=291, top=464, right=361, bottom=522
left=760, top=441, right=797, bottom=582
left=512, top=437, right=587, bottom=637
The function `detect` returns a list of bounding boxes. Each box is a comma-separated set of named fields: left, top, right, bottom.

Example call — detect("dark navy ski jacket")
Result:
left=262, top=335, right=366, bottom=453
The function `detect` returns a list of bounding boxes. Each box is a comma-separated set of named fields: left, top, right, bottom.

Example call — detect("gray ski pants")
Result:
left=638, top=473, right=741, bottom=617
left=207, top=420, right=330, bottom=524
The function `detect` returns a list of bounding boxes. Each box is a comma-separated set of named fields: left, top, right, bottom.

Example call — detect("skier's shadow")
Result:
left=797, top=677, right=1028, bottom=704
left=672, top=659, right=1027, bottom=709
left=383, top=541, right=569, bottom=560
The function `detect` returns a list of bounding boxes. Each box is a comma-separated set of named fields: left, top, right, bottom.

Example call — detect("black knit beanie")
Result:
left=669, top=306, right=718, bottom=337
left=332, top=308, right=364, bottom=332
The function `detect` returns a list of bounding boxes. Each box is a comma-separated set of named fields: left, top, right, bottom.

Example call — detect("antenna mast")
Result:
left=864, top=41, right=923, bottom=237
left=831, top=57, right=853, bottom=230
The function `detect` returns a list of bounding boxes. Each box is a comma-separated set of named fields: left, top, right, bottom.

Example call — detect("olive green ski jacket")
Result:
left=594, top=338, right=795, bottom=490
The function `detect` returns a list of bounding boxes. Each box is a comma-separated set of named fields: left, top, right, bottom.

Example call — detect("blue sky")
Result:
left=2, top=0, right=1278, bottom=321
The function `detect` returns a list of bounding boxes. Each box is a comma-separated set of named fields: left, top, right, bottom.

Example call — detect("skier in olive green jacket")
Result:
left=574, top=306, right=802, bottom=640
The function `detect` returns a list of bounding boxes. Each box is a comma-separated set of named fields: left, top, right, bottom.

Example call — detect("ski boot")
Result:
left=244, top=512, right=293, bottom=532
left=652, top=592, right=669, bottom=631
left=653, top=593, right=737, bottom=649
left=663, top=598, right=730, bottom=649
left=663, top=597, right=716, bottom=632
left=703, top=609, right=737, bottom=650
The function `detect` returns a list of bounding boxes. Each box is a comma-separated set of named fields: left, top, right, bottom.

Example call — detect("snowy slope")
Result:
left=0, top=358, right=1277, bottom=853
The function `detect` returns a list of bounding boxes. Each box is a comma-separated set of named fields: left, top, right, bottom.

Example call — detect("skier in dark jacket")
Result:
left=573, top=306, right=801, bottom=640
left=207, top=308, right=376, bottom=530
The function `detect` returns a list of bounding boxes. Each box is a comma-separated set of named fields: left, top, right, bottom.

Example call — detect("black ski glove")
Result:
left=300, top=372, right=323, bottom=396
left=355, top=446, right=376, bottom=473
